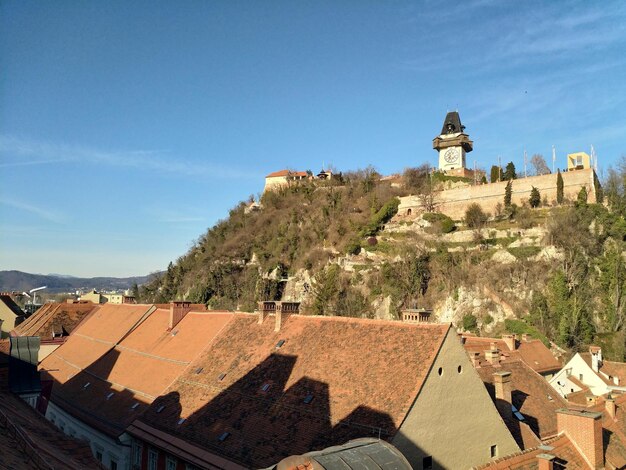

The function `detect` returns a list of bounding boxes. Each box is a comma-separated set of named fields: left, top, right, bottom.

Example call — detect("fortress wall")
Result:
left=398, top=168, right=596, bottom=220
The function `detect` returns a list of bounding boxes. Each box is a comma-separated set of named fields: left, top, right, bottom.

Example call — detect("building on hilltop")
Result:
left=264, top=169, right=310, bottom=192
left=567, top=151, right=592, bottom=171
left=127, top=313, right=519, bottom=469
left=433, top=111, right=474, bottom=178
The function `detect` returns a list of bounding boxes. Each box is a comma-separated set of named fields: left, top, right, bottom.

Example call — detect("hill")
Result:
left=0, top=270, right=158, bottom=293
left=138, top=166, right=626, bottom=360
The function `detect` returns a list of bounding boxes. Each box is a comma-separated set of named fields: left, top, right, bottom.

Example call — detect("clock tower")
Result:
left=433, top=111, right=473, bottom=173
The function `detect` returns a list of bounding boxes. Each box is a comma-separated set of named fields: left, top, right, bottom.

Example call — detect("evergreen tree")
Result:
left=503, top=162, right=517, bottom=180
left=529, top=186, right=541, bottom=208
left=594, top=172, right=604, bottom=204
left=556, top=170, right=564, bottom=204
left=577, top=186, right=588, bottom=207
left=489, top=165, right=501, bottom=183
left=131, top=282, right=140, bottom=302
left=504, top=180, right=512, bottom=207
left=480, top=174, right=487, bottom=184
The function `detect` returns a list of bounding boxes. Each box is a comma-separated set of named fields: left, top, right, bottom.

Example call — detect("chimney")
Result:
left=169, top=301, right=192, bottom=330
left=502, top=334, right=517, bottom=351
left=274, top=302, right=284, bottom=332
left=536, top=453, right=555, bottom=470
left=590, top=346, right=602, bottom=373
left=257, top=302, right=268, bottom=324
left=606, top=396, right=616, bottom=419
left=471, top=352, right=481, bottom=367
left=493, top=371, right=512, bottom=419
left=556, top=409, right=604, bottom=469
left=485, top=346, right=501, bottom=366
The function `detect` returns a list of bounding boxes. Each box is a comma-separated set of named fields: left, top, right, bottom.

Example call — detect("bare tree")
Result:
left=530, top=154, right=551, bottom=176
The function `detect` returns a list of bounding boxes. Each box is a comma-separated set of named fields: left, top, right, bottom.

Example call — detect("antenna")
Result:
left=552, top=145, right=556, bottom=174
left=524, top=149, right=527, bottom=178
left=498, top=155, right=501, bottom=182
left=591, top=144, right=597, bottom=171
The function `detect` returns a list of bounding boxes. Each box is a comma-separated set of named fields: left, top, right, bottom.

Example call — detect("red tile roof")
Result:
left=0, top=391, right=101, bottom=469
left=474, top=434, right=587, bottom=469
left=580, top=352, right=626, bottom=386
left=13, top=301, right=99, bottom=339
left=476, top=359, right=568, bottom=442
left=40, top=305, right=233, bottom=437
left=266, top=169, right=308, bottom=178
left=133, top=314, right=450, bottom=468
left=463, top=335, right=562, bottom=374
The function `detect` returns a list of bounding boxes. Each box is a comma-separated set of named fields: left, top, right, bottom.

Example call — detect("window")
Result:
left=148, top=449, right=158, bottom=470
left=438, top=367, right=443, bottom=376
left=423, top=456, right=433, bottom=469
left=110, top=460, right=118, bottom=470
left=166, top=456, right=177, bottom=470
left=132, top=441, right=142, bottom=466
left=457, top=365, right=462, bottom=374
left=490, top=444, right=498, bottom=458
left=579, top=373, right=583, bottom=381
left=96, top=451, right=103, bottom=462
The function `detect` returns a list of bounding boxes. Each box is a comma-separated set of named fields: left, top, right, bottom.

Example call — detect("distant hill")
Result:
left=0, top=270, right=159, bottom=293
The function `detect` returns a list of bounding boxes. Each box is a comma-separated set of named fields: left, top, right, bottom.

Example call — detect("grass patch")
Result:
left=507, top=246, right=541, bottom=260
left=504, top=319, right=550, bottom=347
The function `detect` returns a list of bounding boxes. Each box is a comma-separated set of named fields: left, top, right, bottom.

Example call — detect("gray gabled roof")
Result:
left=440, top=111, right=466, bottom=135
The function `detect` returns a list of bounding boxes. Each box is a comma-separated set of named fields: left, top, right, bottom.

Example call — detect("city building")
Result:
left=127, top=312, right=519, bottom=469
left=39, top=302, right=230, bottom=470
left=11, top=300, right=100, bottom=361
left=0, top=294, right=25, bottom=338
left=550, top=346, right=626, bottom=398
left=462, top=334, right=562, bottom=379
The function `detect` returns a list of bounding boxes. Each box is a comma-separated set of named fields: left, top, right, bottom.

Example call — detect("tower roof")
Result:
left=440, top=111, right=466, bottom=135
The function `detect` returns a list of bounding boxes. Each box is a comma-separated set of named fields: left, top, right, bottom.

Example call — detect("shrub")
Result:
left=462, top=313, right=478, bottom=332
left=423, top=212, right=456, bottom=234
left=465, top=203, right=488, bottom=230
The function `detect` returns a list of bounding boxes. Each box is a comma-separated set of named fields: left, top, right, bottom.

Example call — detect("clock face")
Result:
left=444, top=148, right=459, bottom=163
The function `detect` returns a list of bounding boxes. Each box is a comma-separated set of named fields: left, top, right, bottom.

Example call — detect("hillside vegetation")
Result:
left=140, top=164, right=626, bottom=360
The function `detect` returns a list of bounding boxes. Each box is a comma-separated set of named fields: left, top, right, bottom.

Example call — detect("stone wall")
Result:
left=398, top=168, right=597, bottom=219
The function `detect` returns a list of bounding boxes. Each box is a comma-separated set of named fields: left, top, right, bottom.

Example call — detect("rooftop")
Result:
left=463, top=334, right=562, bottom=374
left=12, top=301, right=99, bottom=339
left=40, top=304, right=232, bottom=437
left=133, top=313, right=450, bottom=467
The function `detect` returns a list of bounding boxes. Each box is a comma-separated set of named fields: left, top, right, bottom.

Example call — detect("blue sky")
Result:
left=1, top=1, right=625, bottom=277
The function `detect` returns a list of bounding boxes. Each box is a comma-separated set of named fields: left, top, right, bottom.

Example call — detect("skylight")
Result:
left=218, top=373, right=226, bottom=381
left=177, top=418, right=186, bottom=425
left=275, top=339, right=285, bottom=349
left=131, top=403, right=140, bottom=410
left=195, top=367, right=203, bottom=374
left=83, top=382, right=91, bottom=389
left=106, top=392, right=114, bottom=400
left=261, top=383, right=271, bottom=392
left=218, top=432, right=230, bottom=442
left=157, top=405, right=165, bottom=413
left=303, top=394, right=314, bottom=404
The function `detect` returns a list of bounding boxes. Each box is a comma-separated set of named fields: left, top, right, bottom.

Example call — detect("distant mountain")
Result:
left=0, top=270, right=160, bottom=293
